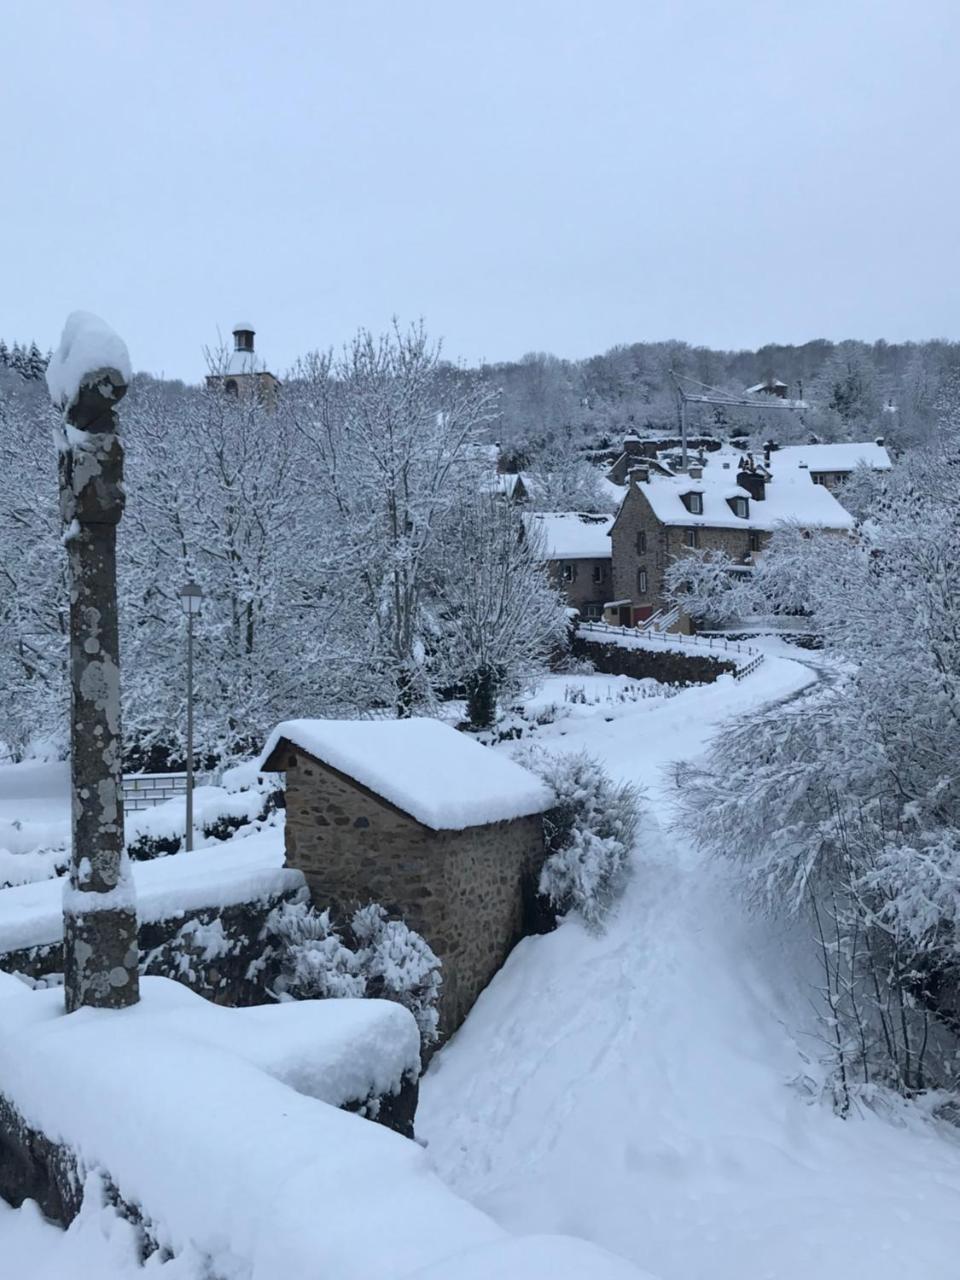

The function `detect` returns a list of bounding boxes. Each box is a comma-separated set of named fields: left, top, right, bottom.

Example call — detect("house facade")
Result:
left=609, top=456, right=854, bottom=627
left=769, top=441, right=892, bottom=491
left=524, top=511, right=614, bottom=620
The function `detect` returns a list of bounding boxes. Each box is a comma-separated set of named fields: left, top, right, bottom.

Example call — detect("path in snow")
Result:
left=419, top=651, right=960, bottom=1280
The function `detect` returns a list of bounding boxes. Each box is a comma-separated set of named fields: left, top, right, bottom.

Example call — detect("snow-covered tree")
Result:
left=291, top=323, right=498, bottom=715
left=676, top=446, right=960, bottom=1096
left=434, top=492, right=568, bottom=727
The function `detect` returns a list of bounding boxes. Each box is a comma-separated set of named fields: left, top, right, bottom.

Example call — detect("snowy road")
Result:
left=420, top=651, right=960, bottom=1280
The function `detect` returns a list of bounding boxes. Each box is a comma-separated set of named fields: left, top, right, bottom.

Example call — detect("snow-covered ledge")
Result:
left=0, top=974, right=649, bottom=1279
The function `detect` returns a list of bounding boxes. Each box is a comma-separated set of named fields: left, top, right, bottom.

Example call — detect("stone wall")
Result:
left=572, top=635, right=735, bottom=685
left=0, top=889, right=301, bottom=1008
left=282, top=746, right=545, bottom=1038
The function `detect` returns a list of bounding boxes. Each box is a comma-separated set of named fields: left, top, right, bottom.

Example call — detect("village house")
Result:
left=260, top=717, right=552, bottom=1039
left=608, top=454, right=854, bottom=627
left=205, top=322, right=280, bottom=402
left=746, top=376, right=789, bottom=399
left=524, top=510, right=614, bottom=620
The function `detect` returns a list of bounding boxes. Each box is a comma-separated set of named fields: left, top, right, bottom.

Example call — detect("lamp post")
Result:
left=179, top=581, right=202, bottom=852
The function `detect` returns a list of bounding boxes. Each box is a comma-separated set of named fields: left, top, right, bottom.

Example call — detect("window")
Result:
left=812, top=473, right=826, bottom=486
left=731, top=496, right=749, bottom=519
left=592, top=564, right=607, bottom=584
left=561, top=563, right=576, bottom=583
left=583, top=602, right=604, bottom=620
left=684, top=528, right=700, bottom=549
left=635, top=530, right=647, bottom=554
left=636, top=568, right=648, bottom=595
left=683, top=492, right=703, bottom=515
left=749, top=530, right=761, bottom=553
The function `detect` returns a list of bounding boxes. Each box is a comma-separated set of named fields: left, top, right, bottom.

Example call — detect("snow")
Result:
left=232, top=321, right=255, bottom=332
left=0, top=828, right=300, bottom=956
left=46, top=311, right=132, bottom=411
left=772, top=440, right=893, bottom=474
left=0, top=975, right=646, bottom=1279
left=524, top=511, right=614, bottom=559
left=224, top=348, right=267, bottom=375
left=419, top=644, right=960, bottom=1280
left=630, top=454, right=855, bottom=531
left=260, top=717, right=553, bottom=830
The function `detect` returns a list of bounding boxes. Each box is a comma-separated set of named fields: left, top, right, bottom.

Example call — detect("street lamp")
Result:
left=179, top=580, right=202, bottom=852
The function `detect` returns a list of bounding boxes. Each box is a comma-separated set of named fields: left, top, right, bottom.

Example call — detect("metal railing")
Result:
left=122, top=773, right=188, bottom=812
left=577, top=619, right=765, bottom=680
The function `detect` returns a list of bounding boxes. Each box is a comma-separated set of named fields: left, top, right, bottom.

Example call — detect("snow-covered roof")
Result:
left=232, top=320, right=255, bottom=332
left=46, top=311, right=132, bottom=411
left=745, top=379, right=787, bottom=393
left=628, top=457, right=854, bottom=532
left=525, top=511, right=613, bottom=560
left=771, top=442, right=892, bottom=474
left=224, top=349, right=267, bottom=376
left=260, top=718, right=553, bottom=830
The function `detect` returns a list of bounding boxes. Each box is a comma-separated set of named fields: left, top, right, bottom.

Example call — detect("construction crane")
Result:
left=670, top=371, right=806, bottom=471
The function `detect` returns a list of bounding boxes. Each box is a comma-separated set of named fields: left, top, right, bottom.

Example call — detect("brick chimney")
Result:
left=628, top=464, right=650, bottom=484
left=688, top=464, right=703, bottom=480
left=737, top=469, right=766, bottom=501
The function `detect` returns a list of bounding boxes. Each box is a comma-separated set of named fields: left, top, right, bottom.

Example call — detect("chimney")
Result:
left=763, top=441, right=772, bottom=465
left=738, top=469, right=766, bottom=501
left=688, top=464, right=703, bottom=480
left=629, top=464, right=650, bottom=484
left=875, top=436, right=885, bottom=448
left=232, top=321, right=255, bottom=354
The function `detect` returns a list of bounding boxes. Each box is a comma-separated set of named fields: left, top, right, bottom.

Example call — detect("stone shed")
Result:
left=260, top=718, right=552, bottom=1038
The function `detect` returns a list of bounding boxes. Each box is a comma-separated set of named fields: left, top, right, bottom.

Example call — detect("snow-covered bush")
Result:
left=267, top=900, right=442, bottom=1044
left=350, top=904, right=443, bottom=1044
left=517, top=747, right=640, bottom=929
left=269, top=902, right=366, bottom=999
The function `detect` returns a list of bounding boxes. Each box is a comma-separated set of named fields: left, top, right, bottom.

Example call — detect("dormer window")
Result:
left=682, top=492, right=703, bottom=515
left=729, top=496, right=749, bottom=519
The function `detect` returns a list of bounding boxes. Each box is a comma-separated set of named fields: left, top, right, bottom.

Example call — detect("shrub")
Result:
left=517, top=747, right=641, bottom=929
left=266, top=900, right=442, bottom=1044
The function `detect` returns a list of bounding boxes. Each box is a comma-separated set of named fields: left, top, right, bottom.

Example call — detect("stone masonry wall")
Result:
left=572, top=635, right=735, bottom=685
left=546, top=556, right=612, bottom=617
left=611, top=482, right=770, bottom=615
left=282, top=747, right=545, bottom=1038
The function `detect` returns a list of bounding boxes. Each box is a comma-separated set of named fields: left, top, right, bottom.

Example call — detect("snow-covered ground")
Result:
left=5, top=647, right=960, bottom=1277
left=419, top=647, right=960, bottom=1279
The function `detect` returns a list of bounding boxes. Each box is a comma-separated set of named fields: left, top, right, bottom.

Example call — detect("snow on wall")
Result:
left=0, top=829, right=300, bottom=956
left=45, top=312, right=132, bottom=411
left=261, top=718, right=553, bottom=831
left=0, top=976, right=647, bottom=1279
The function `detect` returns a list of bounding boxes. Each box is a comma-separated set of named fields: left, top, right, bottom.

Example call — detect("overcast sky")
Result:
left=3, top=1, right=958, bottom=381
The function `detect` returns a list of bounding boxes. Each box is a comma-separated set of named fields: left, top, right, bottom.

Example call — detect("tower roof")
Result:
left=232, top=321, right=255, bottom=333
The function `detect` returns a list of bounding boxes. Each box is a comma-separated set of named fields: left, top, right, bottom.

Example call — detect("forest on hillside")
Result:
left=6, top=332, right=960, bottom=455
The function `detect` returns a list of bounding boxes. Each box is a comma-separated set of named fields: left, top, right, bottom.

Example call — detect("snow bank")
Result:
left=261, top=717, right=553, bottom=830
left=130, top=977, right=420, bottom=1107
left=0, top=828, right=300, bottom=956
left=0, top=977, right=646, bottom=1279
left=46, top=311, right=132, bottom=411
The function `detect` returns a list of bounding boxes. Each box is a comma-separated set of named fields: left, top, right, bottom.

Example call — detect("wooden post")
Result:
left=56, top=367, right=139, bottom=1011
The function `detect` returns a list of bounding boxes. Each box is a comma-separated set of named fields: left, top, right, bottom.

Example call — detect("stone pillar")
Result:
left=57, top=373, right=139, bottom=1012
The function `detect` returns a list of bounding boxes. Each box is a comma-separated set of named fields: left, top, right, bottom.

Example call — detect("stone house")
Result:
left=746, top=376, right=789, bottom=399
left=260, top=717, right=552, bottom=1039
left=609, top=456, right=854, bottom=626
left=205, top=322, right=280, bottom=404
left=524, top=510, right=614, bottom=620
